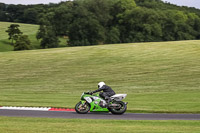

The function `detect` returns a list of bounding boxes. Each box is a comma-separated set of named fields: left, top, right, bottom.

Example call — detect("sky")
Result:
left=0, top=0, right=68, bottom=5
left=162, top=0, right=200, bottom=9
left=0, top=0, right=199, bottom=9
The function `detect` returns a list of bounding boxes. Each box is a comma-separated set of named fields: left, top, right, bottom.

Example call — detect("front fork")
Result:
left=80, top=100, right=86, bottom=105
left=80, top=100, right=94, bottom=111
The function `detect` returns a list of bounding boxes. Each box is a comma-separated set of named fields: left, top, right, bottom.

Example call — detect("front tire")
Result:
left=109, top=101, right=127, bottom=115
left=75, top=101, right=90, bottom=114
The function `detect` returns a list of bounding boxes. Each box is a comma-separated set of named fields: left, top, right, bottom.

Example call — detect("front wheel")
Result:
left=75, top=101, right=90, bottom=114
left=109, top=101, right=127, bottom=115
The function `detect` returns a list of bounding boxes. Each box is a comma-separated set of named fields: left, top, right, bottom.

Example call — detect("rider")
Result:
left=91, top=82, right=116, bottom=104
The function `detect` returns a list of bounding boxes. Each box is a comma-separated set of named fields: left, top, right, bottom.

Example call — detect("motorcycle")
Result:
left=75, top=91, right=128, bottom=115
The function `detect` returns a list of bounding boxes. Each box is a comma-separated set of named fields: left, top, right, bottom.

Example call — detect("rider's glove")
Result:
left=89, top=92, right=93, bottom=95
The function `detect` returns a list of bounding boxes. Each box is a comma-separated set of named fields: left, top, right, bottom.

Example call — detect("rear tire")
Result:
left=109, top=101, right=127, bottom=115
left=75, top=101, right=90, bottom=114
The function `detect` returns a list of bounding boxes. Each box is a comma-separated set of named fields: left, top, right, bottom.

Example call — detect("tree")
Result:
left=49, top=2, right=74, bottom=36
left=68, top=6, right=105, bottom=46
left=115, top=0, right=136, bottom=12
left=40, top=28, right=60, bottom=48
left=6, top=4, right=26, bottom=22
left=81, top=0, right=113, bottom=27
left=105, top=26, right=120, bottom=43
left=6, top=24, right=23, bottom=45
left=14, top=35, right=31, bottom=51
left=23, top=8, right=39, bottom=24
left=0, top=3, right=7, bottom=21
left=36, top=18, right=59, bottom=48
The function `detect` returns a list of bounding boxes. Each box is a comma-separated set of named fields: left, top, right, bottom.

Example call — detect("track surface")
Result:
left=0, top=109, right=200, bottom=120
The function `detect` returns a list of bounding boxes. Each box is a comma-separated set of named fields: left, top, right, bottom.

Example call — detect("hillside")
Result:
left=0, top=40, right=200, bottom=113
left=0, top=22, right=39, bottom=52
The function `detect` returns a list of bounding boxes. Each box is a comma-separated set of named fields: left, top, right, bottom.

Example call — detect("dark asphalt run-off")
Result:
left=0, top=109, right=200, bottom=120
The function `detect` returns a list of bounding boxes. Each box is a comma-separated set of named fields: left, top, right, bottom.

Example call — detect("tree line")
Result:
left=2, top=0, right=200, bottom=49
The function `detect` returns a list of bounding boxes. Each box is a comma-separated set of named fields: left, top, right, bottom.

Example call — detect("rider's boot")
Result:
left=105, top=97, right=111, bottom=107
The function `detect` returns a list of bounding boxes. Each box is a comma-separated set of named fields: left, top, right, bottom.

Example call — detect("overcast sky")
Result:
left=0, top=0, right=68, bottom=5
left=0, top=0, right=199, bottom=9
left=162, top=0, right=200, bottom=9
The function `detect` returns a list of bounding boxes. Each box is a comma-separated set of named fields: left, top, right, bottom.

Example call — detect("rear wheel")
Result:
left=75, top=101, right=90, bottom=114
left=109, top=101, right=127, bottom=115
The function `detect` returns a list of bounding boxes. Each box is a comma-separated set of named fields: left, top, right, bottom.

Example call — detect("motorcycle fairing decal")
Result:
left=91, top=96, right=100, bottom=100
left=84, top=97, right=92, bottom=103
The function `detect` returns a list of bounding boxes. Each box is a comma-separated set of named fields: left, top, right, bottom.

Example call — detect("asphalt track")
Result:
left=0, top=109, right=200, bottom=120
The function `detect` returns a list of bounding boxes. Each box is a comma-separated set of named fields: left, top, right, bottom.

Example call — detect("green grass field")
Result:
left=0, top=40, right=200, bottom=113
left=0, top=22, right=67, bottom=52
left=0, top=117, right=199, bottom=133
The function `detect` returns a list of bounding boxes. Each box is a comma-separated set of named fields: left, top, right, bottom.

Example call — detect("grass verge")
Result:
left=0, top=116, right=200, bottom=133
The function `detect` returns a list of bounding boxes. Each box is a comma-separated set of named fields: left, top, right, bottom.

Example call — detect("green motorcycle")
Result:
left=75, top=91, right=128, bottom=115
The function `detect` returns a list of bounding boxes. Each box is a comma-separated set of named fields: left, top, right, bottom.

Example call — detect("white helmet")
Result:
left=98, top=82, right=105, bottom=88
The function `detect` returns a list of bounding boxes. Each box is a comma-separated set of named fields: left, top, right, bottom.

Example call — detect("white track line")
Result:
left=0, top=106, right=51, bottom=111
